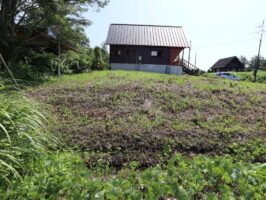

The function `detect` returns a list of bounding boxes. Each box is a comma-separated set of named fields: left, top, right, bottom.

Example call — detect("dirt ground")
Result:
left=29, top=74, right=266, bottom=168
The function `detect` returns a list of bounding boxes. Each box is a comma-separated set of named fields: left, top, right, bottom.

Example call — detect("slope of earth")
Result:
left=204, top=70, right=266, bottom=83
left=28, top=71, right=266, bottom=168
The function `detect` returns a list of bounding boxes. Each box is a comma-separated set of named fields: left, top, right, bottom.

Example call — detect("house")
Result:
left=209, top=56, right=245, bottom=72
left=105, top=24, right=198, bottom=75
left=16, top=25, right=75, bottom=54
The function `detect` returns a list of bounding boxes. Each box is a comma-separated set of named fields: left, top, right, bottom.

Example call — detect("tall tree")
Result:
left=239, top=55, right=248, bottom=68
left=0, top=0, right=109, bottom=60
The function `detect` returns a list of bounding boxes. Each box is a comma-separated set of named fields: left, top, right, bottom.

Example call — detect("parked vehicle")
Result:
left=215, top=72, right=240, bottom=81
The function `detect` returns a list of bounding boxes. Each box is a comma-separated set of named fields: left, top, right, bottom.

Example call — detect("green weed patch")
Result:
left=29, top=71, right=266, bottom=167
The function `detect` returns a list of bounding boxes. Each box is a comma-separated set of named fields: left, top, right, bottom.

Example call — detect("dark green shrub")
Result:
left=92, top=46, right=109, bottom=70
left=9, top=52, right=59, bottom=80
left=64, top=50, right=93, bottom=73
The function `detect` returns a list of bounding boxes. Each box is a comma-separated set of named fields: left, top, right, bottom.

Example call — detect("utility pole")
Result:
left=194, top=53, right=197, bottom=68
left=182, top=49, right=184, bottom=63
left=188, top=41, right=191, bottom=66
left=253, top=20, right=265, bottom=82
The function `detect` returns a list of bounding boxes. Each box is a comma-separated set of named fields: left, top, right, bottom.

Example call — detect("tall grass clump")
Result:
left=0, top=89, right=52, bottom=187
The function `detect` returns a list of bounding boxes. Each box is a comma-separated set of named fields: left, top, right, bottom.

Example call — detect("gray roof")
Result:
left=106, top=24, right=190, bottom=47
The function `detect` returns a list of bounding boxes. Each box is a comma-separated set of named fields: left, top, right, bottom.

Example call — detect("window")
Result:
left=151, top=51, right=158, bottom=57
left=115, top=49, right=121, bottom=56
left=151, top=50, right=162, bottom=57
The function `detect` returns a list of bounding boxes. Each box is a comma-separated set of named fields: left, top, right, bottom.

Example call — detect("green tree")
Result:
left=92, top=46, right=108, bottom=70
left=239, top=55, right=248, bottom=68
left=0, top=0, right=109, bottom=61
left=100, top=43, right=109, bottom=66
left=248, top=56, right=265, bottom=69
left=260, top=58, right=266, bottom=70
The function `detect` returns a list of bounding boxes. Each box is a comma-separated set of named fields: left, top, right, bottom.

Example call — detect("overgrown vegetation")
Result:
left=7, top=46, right=109, bottom=81
left=0, top=0, right=109, bottom=60
left=0, top=88, right=53, bottom=187
left=0, top=0, right=109, bottom=81
left=204, top=71, right=266, bottom=83
left=3, top=153, right=266, bottom=199
left=29, top=71, right=266, bottom=168
left=1, top=71, right=265, bottom=199
left=239, top=55, right=266, bottom=71
left=232, top=71, right=266, bottom=83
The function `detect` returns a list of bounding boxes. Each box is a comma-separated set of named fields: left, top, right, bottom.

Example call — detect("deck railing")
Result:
left=179, top=59, right=199, bottom=75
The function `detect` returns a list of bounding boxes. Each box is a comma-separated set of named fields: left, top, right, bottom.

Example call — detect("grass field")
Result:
left=204, top=70, right=266, bottom=83
left=1, top=70, right=266, bottom=199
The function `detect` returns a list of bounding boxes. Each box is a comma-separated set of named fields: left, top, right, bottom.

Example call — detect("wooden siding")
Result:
left=169, top=47, right=184, bottom=66
left=110, top=45, right=184, bottom=65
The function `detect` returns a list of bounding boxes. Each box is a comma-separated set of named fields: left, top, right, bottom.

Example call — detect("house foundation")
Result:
left=110, top=63, right=183, bottom=75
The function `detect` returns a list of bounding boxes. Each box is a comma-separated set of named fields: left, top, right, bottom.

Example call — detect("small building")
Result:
left=16, top=25, right=75, bottom=54
left=105, top=24, right=197, bottom=75
left=209, top=56, right=245, bottom=72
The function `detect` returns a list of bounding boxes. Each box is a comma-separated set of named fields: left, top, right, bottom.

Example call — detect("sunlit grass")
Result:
left=0, top=91, right=53, bottom=187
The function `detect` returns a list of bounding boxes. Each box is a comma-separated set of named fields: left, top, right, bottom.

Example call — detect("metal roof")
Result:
left=106, top=24, right=190, bottom=47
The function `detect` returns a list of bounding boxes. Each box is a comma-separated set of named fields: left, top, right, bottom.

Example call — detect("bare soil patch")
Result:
left=29, top=75, right=266, bottom=167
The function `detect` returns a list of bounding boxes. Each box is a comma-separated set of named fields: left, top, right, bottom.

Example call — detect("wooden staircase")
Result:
left=181, top=59, right=199, bottom=75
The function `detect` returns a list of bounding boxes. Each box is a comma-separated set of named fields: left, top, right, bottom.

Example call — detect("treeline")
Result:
left=0, top=0, right=109, bottom=80
left=8, top=45, right=109, bottom=80
left=239, top=55, right=266, bottom=71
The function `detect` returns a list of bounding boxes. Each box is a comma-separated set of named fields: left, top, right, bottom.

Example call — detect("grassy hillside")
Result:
left=204, top=70, right=266, bottom=83
left=1, top=71, right=265, bottom=199
left=233, top=71, right=266, bottom=83
left=28, top=71, right=266, bottom=167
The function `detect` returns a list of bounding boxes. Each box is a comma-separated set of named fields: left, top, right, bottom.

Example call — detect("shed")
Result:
left=209, top=56, right=245, bottom=72
left=105, top=24, right=198, bottom=75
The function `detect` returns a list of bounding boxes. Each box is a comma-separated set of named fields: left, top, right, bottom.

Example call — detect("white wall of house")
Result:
left=110, top=63, right=183, bottom=75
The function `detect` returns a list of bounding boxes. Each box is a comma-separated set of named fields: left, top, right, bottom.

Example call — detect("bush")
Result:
left=5, top=46, right=109, bottom=81
left=232, top=71, right=266, bottom=83
left=64, top=50, right=93, bottom=73
left=92, top=46, right=109, bottom=70
left=9, top=52, right=59, bottom=80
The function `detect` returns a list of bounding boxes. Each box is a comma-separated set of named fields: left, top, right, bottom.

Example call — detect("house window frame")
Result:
left=114, top=49, right=122, bottom=56
left=151, top=51, right=158, bottom=57
left=151, top=50, right=162, bottom=57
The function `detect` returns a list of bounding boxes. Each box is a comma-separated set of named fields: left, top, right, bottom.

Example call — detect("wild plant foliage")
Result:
left=0, top=0, right=109, bottom=60
left=2, top=153, right=266, bottom=199
left=0, top=90, right=51, bottom=186
left=0, top=72, right=265, bottom=199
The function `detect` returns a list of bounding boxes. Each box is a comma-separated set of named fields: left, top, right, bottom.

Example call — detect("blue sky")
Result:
left=84, top=0, right=266, bottom=71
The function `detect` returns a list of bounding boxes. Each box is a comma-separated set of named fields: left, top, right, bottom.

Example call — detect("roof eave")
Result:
left=105, top=43, right=189, bottom=48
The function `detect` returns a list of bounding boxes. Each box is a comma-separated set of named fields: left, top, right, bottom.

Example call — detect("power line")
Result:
left=193, top=37, right=258, bottom=48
